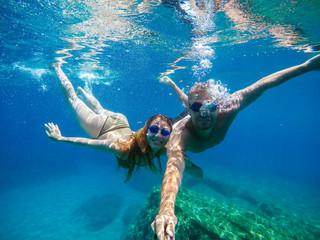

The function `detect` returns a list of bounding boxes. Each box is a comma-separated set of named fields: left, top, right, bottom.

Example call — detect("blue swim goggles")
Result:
left=148, top=125, right=171, bottom=137
left=190, top=102, right=219, bottom=112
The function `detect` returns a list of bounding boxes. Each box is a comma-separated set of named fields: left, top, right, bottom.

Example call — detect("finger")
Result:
left=166, top=230, right=174, bottom=239
left=155, top=220, right=165, bottom=240
left=51, top=123, right=56, bottom=130
left=166, top=232, right=175, bottom=240
left=166, top=221, right=175, bottom=239
left=151, top=221, right=156, bottom=232
left=165, top=235, right=173, bottom=240
left=45, top=130, right=50, bottom=136
left=165, top=230, right=174, bottom=240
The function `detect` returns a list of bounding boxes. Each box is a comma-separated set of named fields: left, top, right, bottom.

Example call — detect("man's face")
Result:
left=188, top=95, right=219, bottom=131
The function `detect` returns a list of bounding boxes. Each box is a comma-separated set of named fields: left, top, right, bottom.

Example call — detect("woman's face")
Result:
left=146, top=117, right=171, bottom=152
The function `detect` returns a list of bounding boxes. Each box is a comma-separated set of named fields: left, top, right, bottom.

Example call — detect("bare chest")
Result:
left=186, top=118, right=232, bottom=153
left=187, top=132, right=225, bottom=153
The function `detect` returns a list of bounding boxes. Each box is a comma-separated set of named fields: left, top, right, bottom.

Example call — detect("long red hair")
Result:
left=117, top=114, right=172, bottom=181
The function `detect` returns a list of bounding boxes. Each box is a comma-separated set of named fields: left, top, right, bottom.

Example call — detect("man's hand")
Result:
left=151, top=211, right=177, bottom=240
left=159, top=76, right=174, bottom=87
left=45, top=122, right=62, bottom=141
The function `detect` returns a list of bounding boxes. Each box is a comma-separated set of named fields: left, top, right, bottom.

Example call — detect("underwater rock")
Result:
left=72, top=194, right=122, bottom=232
left=185, top=178, right=260, bottom=206
left=125, top=187, right=320, bottom=239
left=186, top=178, right=239, bottom=198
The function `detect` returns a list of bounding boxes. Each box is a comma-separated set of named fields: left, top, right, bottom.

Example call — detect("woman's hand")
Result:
left=45, top=122, right=62, bottom=141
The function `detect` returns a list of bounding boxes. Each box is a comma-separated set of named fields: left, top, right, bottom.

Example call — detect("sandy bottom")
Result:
left=0, top=163, right=319, bottom=240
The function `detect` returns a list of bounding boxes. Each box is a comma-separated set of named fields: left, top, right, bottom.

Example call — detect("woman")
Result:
left=46, top=63, right=172, bottom=181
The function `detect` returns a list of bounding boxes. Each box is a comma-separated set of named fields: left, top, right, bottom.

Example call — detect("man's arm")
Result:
left=152, top=124, right=187, bottom=240
left=233, top=54, right=320, bottom=111
left=160, top=76, right=189, bottom=108
left=45, top=122, right=120, bottom=155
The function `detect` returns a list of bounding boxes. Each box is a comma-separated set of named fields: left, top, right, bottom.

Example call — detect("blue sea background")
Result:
left=1, top=0, right=320, bottom=239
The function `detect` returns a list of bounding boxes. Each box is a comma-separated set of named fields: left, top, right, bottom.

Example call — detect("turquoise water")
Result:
left=1, top=1, right=320, bottom=239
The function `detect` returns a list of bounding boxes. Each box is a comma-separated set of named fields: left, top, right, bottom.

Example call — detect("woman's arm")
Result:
left=160, top=76, right=189, bottom=108
left=233, top=54, right=320, bottom=111
left=45, top=122, right=120, bottom=155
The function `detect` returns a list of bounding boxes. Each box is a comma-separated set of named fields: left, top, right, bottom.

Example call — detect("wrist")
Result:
left=159, top=208, right=174, bottom=216
left=57, top=136, right=64, bottom=141
left=159, top=203, right=174, bottom=214
left=168, top=80, right=175, bottom=87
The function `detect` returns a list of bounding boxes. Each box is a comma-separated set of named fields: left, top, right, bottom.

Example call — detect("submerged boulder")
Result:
left=72, top=194, right=122, bottom=232
left=125, top=187, right=320, bottom=239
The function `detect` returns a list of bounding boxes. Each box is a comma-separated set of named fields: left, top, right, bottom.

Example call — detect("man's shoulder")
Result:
left=170, top=117, right=193, bottom=142
left=173, top=115, right=191, bottom=129
left=168, top=121, right=193, bottom=150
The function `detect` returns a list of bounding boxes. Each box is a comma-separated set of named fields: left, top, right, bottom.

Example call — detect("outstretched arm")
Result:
left=160, top=76, right=189, bottom=108
left=45, top=123, right=120, bottom=156
left=234, top=54, right=320, bottom=111
left=151, top=125, right=187, bottom=240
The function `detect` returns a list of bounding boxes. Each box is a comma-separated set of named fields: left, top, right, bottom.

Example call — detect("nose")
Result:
left=155, top=131, right=162, bottom=138
left=200, top=109, right=210, bottom=117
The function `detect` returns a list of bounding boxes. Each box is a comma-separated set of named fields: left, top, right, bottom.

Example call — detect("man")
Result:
left=152, top=54, right=320, bottom=240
